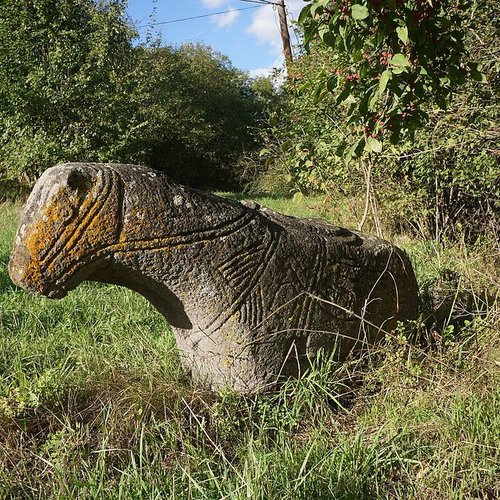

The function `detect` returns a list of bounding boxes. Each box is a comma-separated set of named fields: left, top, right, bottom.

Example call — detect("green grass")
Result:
left=0, top=199, right=499, bottom=499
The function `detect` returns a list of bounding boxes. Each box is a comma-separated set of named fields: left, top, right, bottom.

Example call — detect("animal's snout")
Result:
left=9, top=242, right=47, bottom=295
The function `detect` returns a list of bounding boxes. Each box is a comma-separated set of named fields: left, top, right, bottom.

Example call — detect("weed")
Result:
left=0, top=201, right=498, bottom=499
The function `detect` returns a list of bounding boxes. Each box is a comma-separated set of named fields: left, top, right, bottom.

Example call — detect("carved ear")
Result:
left=67, top=169, right=91, bottom=191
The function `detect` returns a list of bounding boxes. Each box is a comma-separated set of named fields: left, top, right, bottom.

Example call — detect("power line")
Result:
left=136, top=5, right=268, bottom=29
left=237, top=0, right=280, bottom=5
left=286, top=5, right=302, bottom=55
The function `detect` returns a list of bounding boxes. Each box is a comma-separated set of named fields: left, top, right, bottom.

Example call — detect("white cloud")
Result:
left=249, top=67, right=270, bottom=79
left=201, top=0, right=230, bottom=8
left=246, top=0, right=304, bottom=58
left=249, top=65, right=279, bottom=79
left=245, top=1, right=304, bottom=82
left=246, top=6, right=280, bottom=51
left=248, top=60, right=286, bottom=88
left=286, top=0, right=306, bottom=20
left=212, top=7, right=240, bottom=28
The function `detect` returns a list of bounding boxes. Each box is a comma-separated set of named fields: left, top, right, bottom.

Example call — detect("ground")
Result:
left=0, top=197, right=498, bottom=499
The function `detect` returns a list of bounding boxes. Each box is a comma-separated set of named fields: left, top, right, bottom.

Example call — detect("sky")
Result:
left=126, top=0, right=305, bottom=78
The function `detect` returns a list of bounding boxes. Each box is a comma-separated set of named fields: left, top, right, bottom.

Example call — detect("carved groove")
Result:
left=41, top=167, right=113, bottom=270
left=112, top=211, right=256, bottom=253
left=10, top=163, right=419, bottom=394
left=36, top=165, right=101, bottom=263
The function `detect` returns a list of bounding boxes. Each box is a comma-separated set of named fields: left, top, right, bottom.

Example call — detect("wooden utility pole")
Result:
left=277, top=0, right=293, bottom=77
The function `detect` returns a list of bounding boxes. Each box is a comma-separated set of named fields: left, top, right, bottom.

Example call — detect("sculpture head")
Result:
left=9, top=164, right=122, bottom=298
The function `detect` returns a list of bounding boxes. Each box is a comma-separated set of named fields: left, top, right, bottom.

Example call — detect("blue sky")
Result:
left=126, top=0, right=304, bottom=77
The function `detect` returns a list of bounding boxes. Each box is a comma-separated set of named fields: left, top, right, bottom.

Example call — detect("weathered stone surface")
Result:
left=9, top=163, right=419, bottom=392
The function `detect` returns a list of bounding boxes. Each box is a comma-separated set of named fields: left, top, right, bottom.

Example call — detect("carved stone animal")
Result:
left=9, top=163, right=419, bottom=393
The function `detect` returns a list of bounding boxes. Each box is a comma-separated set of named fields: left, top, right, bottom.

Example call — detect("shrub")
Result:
left=256, top=0, right=498, bottom=238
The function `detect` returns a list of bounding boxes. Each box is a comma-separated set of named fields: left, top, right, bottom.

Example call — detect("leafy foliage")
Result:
left=256, top=0, right=498, bottom=239
left=0, top=0, right=136, bottom=182
left=130, top=44, right=263, bottom=188
left=254, top=46, right=359, bottom=195
left=299, top=0, right=475, bottom=157
left=0, top=1, right=265, bottom=191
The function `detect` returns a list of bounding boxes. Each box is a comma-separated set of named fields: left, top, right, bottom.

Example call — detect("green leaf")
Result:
left=352, top=50, right=363, bottom=63
left=338, top=25, right=347, bottom=41
left=336, top=85, right=352, bottom=105
left=365, top=136, right=382, bottom=153
left=313, top=85, right=328, bottom=104
left=368, top=91, right=379, bottom=111
left=470, top=68, right=487, bottom=83
left=396, top=26, right=409, bottom=45
left=335, top=142, right=348, bottom=157
left=326, top=76, right=338, bottom=92
left=378, top=70, right=392, bottom=93
left=344, top=94, right=357, bottom=105
left=390, top=53, right=411, bottom=67
left=347, top=138, right=365, bottom=161
left=310, top=0, right=330, bottom=17
left=321, top=30, right=336, bottom=47
left=351, top=5, right=369, bottom=20
left=439, top=76, right=450, bottom=86
left=354, top=137, right=366, bottom=156
left=297, top=6, right=311, bottom=25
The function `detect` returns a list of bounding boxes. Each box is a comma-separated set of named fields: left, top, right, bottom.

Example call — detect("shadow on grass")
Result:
left=216, top=191, right=292, bottom=202
left=419, top=271, right=494, bottom=340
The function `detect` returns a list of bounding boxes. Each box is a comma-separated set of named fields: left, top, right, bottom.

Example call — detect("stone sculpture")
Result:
left=9, top=163, right=419, bottom=392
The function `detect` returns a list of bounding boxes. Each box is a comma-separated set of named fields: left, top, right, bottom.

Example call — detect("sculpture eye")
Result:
left=67, top=170, right=91, bottom=190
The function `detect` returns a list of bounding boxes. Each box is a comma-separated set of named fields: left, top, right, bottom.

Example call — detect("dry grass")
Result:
left=0, top=199, right=498, bottom=499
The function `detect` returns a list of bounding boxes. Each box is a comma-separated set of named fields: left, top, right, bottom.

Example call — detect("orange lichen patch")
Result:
left=9, top=248, right=44, bottom=293
left=13, top=171, right=121, bottom=294
left=47, top=183, right=121, bottom=273
left=66, top=201, right=119, bottom=261
left=24, top=187, right=72, bottom=260
left=120, top=206, right=168, bottom=243
left=15, top=186, right=76, bottom=292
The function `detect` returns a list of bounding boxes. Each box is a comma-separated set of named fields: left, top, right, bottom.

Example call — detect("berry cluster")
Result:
left=301, top=0, right=470, bottom=150
left=379, top=50, right=391, bottom=66
left=330, top=0, right=352, bottom=16
left=364, top=111, right=390, bottom=138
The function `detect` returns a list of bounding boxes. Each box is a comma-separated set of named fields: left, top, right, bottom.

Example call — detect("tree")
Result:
left=297, top=0, right=478, bottom=231
left=130, top=43, right=263, bottom=188
left=257, top=0, right=497, bottom=239
left=0, top=2, right=265, bottom=191
left=0, top=0, right=137, bottom=184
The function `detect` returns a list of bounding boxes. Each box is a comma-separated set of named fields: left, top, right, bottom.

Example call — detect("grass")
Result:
left=0, top=198, right=499, bottom=499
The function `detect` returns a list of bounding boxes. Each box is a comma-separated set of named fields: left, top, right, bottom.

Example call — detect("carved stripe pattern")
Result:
left=204, top=228, right=281, bottom=333
left=302, top=237, right=328, bottom=332
left=40, top=167, right=114, bottom=270
left=51, top=207, right=257, bottom=289
left=111, top=211, right=256, bottom=254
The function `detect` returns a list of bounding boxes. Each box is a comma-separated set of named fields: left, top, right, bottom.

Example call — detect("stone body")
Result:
left=9, top=163, right=419, bottom=392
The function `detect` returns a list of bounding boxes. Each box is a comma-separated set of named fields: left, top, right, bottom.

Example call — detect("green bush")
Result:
left=0, top=1, right=266, bottom=191
left=129, top=44, right=263, bottom=188
left=256, top=0, right=498, bottom=239
left=0, top=0, right=137, bottom=183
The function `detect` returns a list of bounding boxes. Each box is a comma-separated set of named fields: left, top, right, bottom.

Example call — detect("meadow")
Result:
left=0, top=197, right=498, bottom=499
